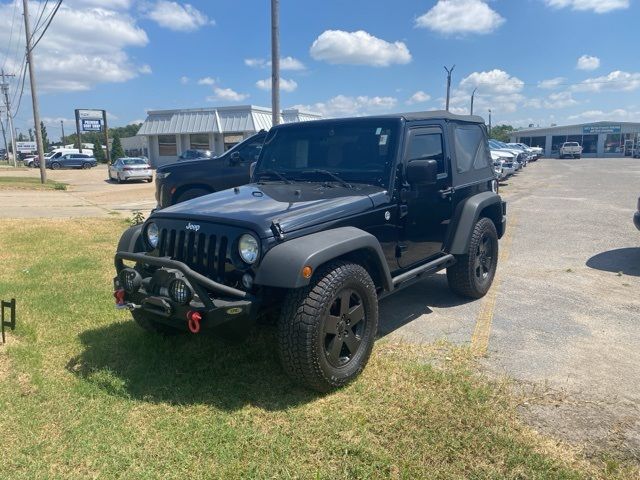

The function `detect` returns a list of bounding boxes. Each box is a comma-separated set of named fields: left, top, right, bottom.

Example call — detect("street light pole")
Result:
left=22, top=0, right=47, bottom=183
left=470, top=88, right=477, bottom=115
left=444, top=65, right=455, bottom=112
left=60, top=119, right=65, bottom=144
left=488, top=109, right=492, bottom=136
left=271, top=0, right=280, bottom=126
left=1, top=70, right=17, bottom=166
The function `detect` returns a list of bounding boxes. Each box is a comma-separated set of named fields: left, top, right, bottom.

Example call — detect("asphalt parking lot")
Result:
left=1, top=158, right=638, bottom=458
left=0, top=165, right=156, bottom=217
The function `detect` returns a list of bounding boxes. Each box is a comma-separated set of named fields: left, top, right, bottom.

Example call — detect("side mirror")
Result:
left=249, top=161, right=257, bottom=179
left=406, top=159, right=438, bottom=185
left=230, top=151, right=241, bottom=165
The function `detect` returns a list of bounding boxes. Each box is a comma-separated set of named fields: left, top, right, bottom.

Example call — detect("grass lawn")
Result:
left=0, top=176, right=67, bottom=190
left=0, top=218, right=636, bottom=479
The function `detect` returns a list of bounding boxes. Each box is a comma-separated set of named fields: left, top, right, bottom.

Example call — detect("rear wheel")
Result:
left=131, top=310, right=183, bottom=336
left=51, top=162, right=61, bottom=170
left=278, top=261, right=378, bottom=392
left=447, top=217, right=498, bottom=299
left=175, top=187, right=211, bottom=204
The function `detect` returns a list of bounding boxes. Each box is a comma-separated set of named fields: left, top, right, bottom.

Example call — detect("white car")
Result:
left=559, top=142, right=582, bottom=159
left=491, top=150, right=515, bottom=178
left=108, top=157, right=153, bottom=183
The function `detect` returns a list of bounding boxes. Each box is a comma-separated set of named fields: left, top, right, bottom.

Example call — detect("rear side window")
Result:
left=454, top=125, right=490, bottom=173
left=406, top=132, right=445, bottom=173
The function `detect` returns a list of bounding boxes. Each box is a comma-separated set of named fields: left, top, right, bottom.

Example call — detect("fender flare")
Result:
left=448, top=192, right=505, bottom=255
left=254, top=226, right=393, bottom=291
left=117, top=224, right=145, bottom=254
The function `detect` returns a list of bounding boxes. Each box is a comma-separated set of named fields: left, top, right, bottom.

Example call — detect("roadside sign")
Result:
left=16, top=141, right=37, bottom=152
left=77, top=109, right=103, bottom=120
left=81, top=119, right=102, bottom=132
left=583, top=125, right=621, bottom=134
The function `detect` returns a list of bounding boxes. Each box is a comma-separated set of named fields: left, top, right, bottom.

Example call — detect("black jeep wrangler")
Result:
left=114, top=111, right=506, bottom=391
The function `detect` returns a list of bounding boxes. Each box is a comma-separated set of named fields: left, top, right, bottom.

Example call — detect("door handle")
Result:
left=438, top=186, right=455, bottom=199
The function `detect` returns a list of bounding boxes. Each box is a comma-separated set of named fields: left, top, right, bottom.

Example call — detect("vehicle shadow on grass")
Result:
left=68, top=274, right=472, bottom=410
left=586, top=247, right=640, bottom=277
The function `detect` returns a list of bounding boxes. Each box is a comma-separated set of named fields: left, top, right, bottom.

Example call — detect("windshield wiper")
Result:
left=302, top=169, right=352, bottom=188
left=255, top=169, right=291, bottom=184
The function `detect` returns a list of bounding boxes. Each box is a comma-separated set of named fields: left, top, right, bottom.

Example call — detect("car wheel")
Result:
left=116, top=173, right=123, bottom=184
left=131, top=310, right=183, bottom=336
left=175, top=188, right=211, bottom=204
left=51, top=162, right=61, bottom=170
left=447, top=217, right=499, bottom=299
left=146, top=178, right=153, bottom=183
left=82, top=162, right=90, bottom=169
left=278, top=260, right=378, bottom=392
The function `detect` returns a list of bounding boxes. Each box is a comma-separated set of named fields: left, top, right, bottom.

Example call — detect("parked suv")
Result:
left=114, top=112, right=506, bottom=391
left=560, top=142, right=582, bottom=159
left=155, top=131, right=267, bottom=208
left=47, top=153, right=97, bottom=170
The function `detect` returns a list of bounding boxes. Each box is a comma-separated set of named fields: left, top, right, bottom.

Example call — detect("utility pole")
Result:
left=0, top=110, right=8, bottom=158
left=488, top=109, right=492, bottom=137
left=22, top=0, right=47, bottom=183
left=1, top=70, right=17, bottom=167
left=60, top=119, right=65, bottom=144
left=470, top=87, right=477, bottom=115
left=271, top=0, right=280, bottom=126
left=444, top=65, right=455, bottom=112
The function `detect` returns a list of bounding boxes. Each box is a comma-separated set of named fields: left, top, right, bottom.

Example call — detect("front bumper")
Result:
left=634, top=211, right=640, bottom=231
left=114, top=251, right=258, bottom=332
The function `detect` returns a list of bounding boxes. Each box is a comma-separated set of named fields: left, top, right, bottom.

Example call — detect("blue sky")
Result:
left=1, top=0, right=639, bottom=141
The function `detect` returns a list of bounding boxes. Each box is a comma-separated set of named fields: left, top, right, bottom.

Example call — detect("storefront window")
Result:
left=190, top=134, right=210, bottom=151
left=567, top=135, right=582, bottom=144
left=224, top=134, right=244, bottom=151
left=530, top=136, right=546, bottom=148
left=551, top=135, right=567, bottom=153
left=604, top=134, right=621, bottom=154
left=582, top=135, right=597, bottom=154
left=518, top=136, right=531, bottom=145
left=158, top=135, right=177, bottom=156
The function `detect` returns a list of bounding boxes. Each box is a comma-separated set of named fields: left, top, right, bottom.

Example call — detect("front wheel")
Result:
left=447, top=217, right=499, bottom=299
left=116, top=173, right=123, bottom=184
left=278, top=261, right=379, bottom=392
left=51, top=162, right=61, bottom=170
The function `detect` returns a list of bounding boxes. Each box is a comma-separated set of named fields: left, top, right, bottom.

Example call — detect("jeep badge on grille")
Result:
left=185, top=223, right=201, bottom=232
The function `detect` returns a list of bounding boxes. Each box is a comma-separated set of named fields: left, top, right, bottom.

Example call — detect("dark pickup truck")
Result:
left=114, top=111, right=506, bottom=391
left=155, top=131, right=267, bottom=208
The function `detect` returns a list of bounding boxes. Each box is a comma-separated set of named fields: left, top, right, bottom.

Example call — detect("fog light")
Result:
left=169, top=278, right=193, bottom=305
left=241, top=273, right=254, bottom=290
left=120, top=268, right=142, bottom=293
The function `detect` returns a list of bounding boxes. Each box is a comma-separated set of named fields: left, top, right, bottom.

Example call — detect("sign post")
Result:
left=75, top=109, right=107, bottom=158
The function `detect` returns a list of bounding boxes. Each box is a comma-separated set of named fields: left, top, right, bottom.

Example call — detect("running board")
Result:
left=391, top=254, right=456, bottom=287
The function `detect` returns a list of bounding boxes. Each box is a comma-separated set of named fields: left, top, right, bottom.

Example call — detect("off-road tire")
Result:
left=278, top=260, right=378, bottom=392
left=447, top=217, right=499, bottom=299
left=131, top=310, right=183, bottom=336
left=176, top=188, right=211, bottom=205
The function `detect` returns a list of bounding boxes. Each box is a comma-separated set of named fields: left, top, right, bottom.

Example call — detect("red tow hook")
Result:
left=186, top=311, right=202, bottom=334
left=114, top=289, right=126, bottom=307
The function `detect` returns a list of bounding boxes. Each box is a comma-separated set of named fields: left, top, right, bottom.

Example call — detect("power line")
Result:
left=1, top=0, right=20, bottom=71
left=32, top=0, right=50, bottom=37
left=31, top=0, right=62, bottom=51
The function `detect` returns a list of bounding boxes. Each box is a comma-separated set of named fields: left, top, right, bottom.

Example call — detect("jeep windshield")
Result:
left=255, top=120, right=399, bottom=188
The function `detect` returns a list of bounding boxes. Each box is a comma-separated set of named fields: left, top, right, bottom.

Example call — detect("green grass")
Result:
left=0, top=176, right=67, bottom=190
left=0, top=218, right=636, bottom=479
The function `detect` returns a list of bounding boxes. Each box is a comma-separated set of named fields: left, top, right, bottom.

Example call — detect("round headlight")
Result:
left=169, top=278, right=193, bottom=305
left=238, top=234, right=259, bottom=264
left=146, top=222, right=159, bottom=249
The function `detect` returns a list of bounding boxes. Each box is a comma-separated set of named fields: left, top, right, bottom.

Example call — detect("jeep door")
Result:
left=397, top=126, right=453, bottom=268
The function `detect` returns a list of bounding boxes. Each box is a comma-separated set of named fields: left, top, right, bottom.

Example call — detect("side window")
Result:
left=406, top=132, right=445, bottom=174
left=454, top=125, right=489, bottom=173
left=238, top=141, right=263, bottom=162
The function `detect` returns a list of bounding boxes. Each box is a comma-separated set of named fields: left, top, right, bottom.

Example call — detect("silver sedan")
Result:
left=108, top=157, right=153, bottom=183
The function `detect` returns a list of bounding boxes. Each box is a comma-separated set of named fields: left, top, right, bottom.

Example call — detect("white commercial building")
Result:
left=137, top=105, right=320, bottom=167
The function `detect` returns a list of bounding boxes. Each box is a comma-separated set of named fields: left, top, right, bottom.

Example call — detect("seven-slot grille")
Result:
left=157, top=228, right=230, bottom=281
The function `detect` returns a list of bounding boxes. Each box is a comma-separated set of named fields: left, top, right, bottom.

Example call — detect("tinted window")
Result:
left=122, top=159, right=147, bottom=165
left=158, top=135, right=177, bottom=156
left=237, top=141, right=263, bottom=162
left=257, top=121, right=399, bottom=187
left=454, top=125, right=489, bottom=173
left=406, top=132, right=445, bottom=174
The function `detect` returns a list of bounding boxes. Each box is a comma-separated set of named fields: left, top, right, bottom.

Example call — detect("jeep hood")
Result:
left=152, top=183, right=388, bottom=238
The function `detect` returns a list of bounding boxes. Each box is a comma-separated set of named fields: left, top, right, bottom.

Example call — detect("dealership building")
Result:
left=136, top=105, right=320, bottom=167
left=509, top=121, right=640, bottom=157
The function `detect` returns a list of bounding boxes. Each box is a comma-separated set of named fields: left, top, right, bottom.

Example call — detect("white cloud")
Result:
left=292, top=95, right=398, bottom=118
left=0, top=2, right=149, bottom=92
left=180, top=76, right=190, bottom=85
left=576, top=54, right=600, bottom=71
left=459, top=69, right=524, bottom=94
left=415, top=0, right=505, bottom=35
left=567, top=109, right=639, bottom=122
left=207, top=87, right=249, bottom=102
left=256, top=78, right=298, bottom=92
left=572, top=71, right=640, bottom=92
left=310, top=30, right=411, bottom=67
left=538, top=77, right=567, bottom=89
left=66, top=0, right=133, bottom=8
left=544, top=0, right=629, bottom=13
left=543, top=91, right=578, bottom=109
left=146, top=1, right=213, bottom=32
left=138, top=64, right=152, bottom=74
left=245, top=56, right=306, bottom=71
left=406, top=91, right=431, bottom=105
left=197, top=77, right=215, bottom=85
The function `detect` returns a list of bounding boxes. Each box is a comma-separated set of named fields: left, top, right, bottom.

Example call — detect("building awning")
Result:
left=138, top=110, right=218, bottom=135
